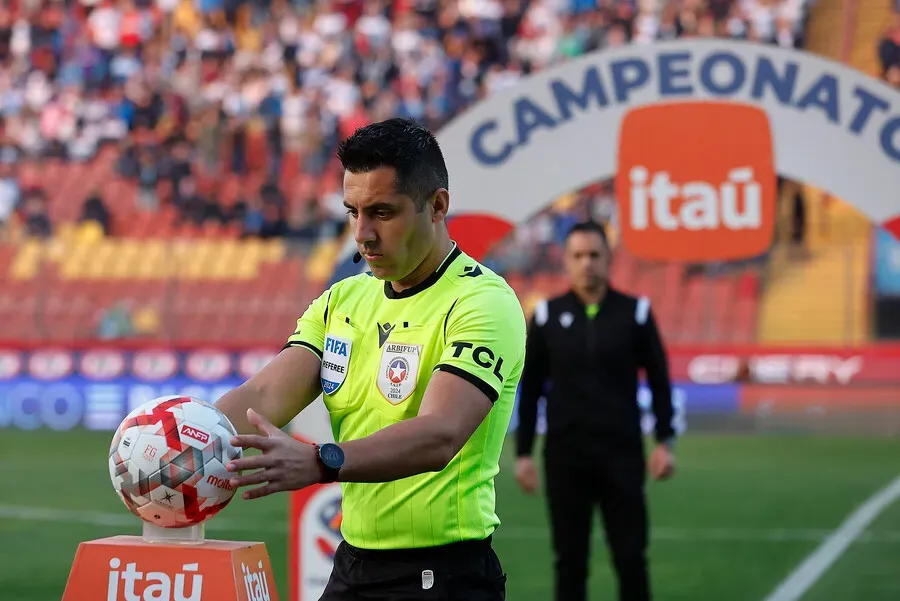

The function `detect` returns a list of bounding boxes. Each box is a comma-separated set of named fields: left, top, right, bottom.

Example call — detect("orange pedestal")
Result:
left=63, top=535, right=278, bottom=601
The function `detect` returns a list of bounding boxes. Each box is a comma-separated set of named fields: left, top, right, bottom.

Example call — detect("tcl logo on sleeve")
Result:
left=615, top=102, right=776, bottom=262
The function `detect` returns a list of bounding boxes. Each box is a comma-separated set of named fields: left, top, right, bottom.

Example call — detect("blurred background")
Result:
left=1, top=0, right=900, bottom=599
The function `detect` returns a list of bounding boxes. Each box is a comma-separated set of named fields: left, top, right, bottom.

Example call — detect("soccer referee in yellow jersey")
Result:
left=215, top=117, right=527, bottom=600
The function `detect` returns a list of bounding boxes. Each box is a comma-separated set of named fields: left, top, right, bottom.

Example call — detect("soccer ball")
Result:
left=108, top=395, right=242, bottom=528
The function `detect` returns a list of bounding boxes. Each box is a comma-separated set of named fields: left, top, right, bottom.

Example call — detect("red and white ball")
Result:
left=108, top=396, right=242, bottom=528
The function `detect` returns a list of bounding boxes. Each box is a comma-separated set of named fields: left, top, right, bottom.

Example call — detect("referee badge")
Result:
left=377, top=342, right=421, bottom=404
left=321, top=334, right=352, bottom=395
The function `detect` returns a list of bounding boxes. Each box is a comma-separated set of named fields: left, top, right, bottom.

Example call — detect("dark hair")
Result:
left=336, top=118, right=449, bottom=210
left=565, top=220, right=610, bottom=247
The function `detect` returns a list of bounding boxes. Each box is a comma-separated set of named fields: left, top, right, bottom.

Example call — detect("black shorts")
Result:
left=319, top=535, right=507, bottom=601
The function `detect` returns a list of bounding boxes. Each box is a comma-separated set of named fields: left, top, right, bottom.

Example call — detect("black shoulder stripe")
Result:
left=443, top=297, right=460, bottom=340
left=283, top=341, right=323, bottom=360
left=434, top=364, right=499, bottom=403
left=323, top=290, right=332, bottom=325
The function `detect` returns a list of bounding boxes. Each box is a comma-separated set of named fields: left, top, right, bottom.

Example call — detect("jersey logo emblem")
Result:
left=377, top=322, right=395, bottom=348
left=377, top=342, right=421, bottom=404
left=460, top=265, right=482, bottom=278
left=321, top=334, right=352, bottom=395
left=559, top=312, right=574, bottom=328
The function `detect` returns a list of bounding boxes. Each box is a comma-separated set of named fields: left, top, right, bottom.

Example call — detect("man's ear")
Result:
left=431, top=189, right=450, bottom=222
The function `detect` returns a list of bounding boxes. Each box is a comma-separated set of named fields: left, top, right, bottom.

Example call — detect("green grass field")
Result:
left=1, top=430, right=899, bottom=601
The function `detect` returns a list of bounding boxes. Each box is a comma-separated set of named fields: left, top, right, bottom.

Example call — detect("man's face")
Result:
left=343, top=166, right=435, bottom=281
left=563, top=231, right=610, bottom=292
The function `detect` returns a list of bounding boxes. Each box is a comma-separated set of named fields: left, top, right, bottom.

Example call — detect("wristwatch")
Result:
left=314, top=443, right=344, bottom=483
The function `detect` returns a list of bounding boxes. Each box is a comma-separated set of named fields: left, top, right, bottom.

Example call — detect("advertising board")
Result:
left=2, top=345, right=899, bottom=431
left=668, top=346, right=900, bottom=385
left=0, top=347, right=274, bottom=430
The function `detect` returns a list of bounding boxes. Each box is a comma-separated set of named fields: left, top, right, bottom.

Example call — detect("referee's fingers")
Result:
left=229, top=468, right=274, bottom=489
left=242, top=482, right=282, bottom=501
left=230, top=434, right=275, bottom=451
left=226, top=453, right=277, bottom=473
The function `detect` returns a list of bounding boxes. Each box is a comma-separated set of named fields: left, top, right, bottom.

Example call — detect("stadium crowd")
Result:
left=880, top=10, right=900, bottom=87
left=0, top=0, right=812, bottom=248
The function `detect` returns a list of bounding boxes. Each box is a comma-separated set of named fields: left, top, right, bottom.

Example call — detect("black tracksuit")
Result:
left=516, top=287, right=675, bottom=601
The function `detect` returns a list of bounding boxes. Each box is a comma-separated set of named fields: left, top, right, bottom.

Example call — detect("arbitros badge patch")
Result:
left=377, top=343, right=421, bottom=404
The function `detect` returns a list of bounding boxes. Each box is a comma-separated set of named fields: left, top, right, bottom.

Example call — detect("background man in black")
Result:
left=514, top=220, right=676, bottom=601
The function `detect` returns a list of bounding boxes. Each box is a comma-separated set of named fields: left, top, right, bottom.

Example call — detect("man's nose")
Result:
left=354, top=214, right=376, bottom=245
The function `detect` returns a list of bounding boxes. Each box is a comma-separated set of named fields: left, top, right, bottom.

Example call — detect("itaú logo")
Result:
left=106, top=558, right=202, bottom=601
left=241, top=561, right=272, bottom=601
left=615, top=102, right=776, bottom=262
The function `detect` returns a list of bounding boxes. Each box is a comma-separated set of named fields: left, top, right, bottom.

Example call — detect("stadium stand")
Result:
left=753, top=1, right=899, bottom=345
left=0, top=0, right=881, bottom=346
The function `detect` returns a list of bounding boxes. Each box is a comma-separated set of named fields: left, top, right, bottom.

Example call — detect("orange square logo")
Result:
left=615, top=102, right=776, bottom=262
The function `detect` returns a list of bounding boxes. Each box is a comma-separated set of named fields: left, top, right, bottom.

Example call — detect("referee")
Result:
left=216, top=118, right=527, bottom=600
left=515, top=221, right=676, bottom=601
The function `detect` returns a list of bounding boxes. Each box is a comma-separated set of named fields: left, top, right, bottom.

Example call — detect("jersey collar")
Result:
left=384, top=242, right=461, bottom=300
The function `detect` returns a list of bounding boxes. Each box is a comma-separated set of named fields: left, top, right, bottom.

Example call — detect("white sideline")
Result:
left=762, top=473, right=900, bottom=601
left=3, top=504, right=900, bottom=544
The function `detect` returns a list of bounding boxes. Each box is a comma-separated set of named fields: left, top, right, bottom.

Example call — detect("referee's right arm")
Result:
left=216, top=289, right=330, bottom=434
left=516, top=301, right=550, bottom=459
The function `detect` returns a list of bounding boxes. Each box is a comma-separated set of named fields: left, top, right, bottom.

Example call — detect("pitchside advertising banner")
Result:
left=1, top=345, right=682, bottom=430
left=0, top=348, right=691, bottom=430
left=0, top=345, right=900, bottom=428
left=2, top=346, right=900, bottom=431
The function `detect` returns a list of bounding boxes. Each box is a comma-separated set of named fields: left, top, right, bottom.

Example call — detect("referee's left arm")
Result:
left=337, top=285, right=527, bottom=483
left=635, top=298, right=676, bottom=446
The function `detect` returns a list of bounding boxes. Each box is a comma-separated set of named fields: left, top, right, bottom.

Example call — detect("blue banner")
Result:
left=0, top=376, right=243, bottom=431
left=874, top=227, right=900, bottom=297
left=0, top=347, right=741, bottom=431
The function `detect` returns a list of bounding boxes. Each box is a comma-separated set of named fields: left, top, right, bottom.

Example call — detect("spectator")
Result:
left=0, top=0, right=814, bottom=245
left=80, top=188, right=111, bottom=235
left=96, top=300, right=135, bottom=340
left=137, top=146, right=160, bottom=211
left=887, top=65, right=900, bottom=89
left=879, top=13, right=900, bottom=78
left=0, top=162, right=19, bottom=227
left=20, top=187, right=52, bottom=239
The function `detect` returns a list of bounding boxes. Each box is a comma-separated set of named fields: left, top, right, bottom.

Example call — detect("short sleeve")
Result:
left=283, top=288, right=331, bottom=360
left=434, top=286, right=527, bottom=403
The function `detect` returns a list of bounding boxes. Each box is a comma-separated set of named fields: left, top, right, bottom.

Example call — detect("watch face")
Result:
left=320, top=443, right=344, bottom=469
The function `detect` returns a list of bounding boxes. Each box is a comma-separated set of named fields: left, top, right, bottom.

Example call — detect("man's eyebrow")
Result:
left=344, top=201, right=397, bottom=211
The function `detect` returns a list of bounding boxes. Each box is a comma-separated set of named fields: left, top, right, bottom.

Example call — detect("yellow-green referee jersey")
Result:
left=285, top=243, right=527, bottom=550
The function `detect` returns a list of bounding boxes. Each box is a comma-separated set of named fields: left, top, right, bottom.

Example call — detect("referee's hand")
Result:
left=226, top=408, right=322, bottom=500
left=515, top=457, right=540, bottom=494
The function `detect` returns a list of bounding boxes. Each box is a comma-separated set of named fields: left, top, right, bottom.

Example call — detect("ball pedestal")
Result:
left=142, top=521, right=206, bottom=545
left=63, top=523, right=279, bottom=601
